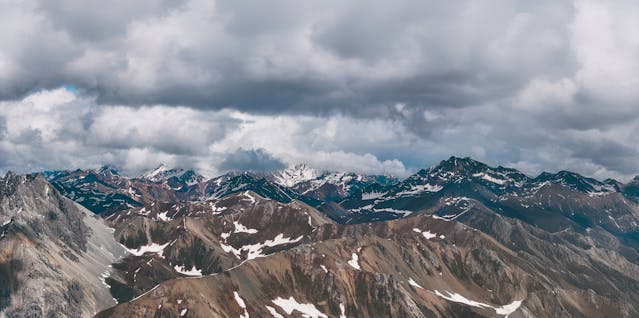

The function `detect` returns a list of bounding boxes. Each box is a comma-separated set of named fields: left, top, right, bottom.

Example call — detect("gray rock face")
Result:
left=0, top=173, right=126, bottom=318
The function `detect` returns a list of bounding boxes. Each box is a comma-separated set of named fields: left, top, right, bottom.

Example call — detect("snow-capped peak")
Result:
left=95, top=165, right=119, bottom=177
left=532, top=170, right=617, bottom=195
left=143, top=164, right=169, bottom=181
left=142, top=164, right=202, bottom=184
left=272, top=164, right=321, bottom=187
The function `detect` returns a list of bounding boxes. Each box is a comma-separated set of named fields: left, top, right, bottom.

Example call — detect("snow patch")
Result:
left=173, top=264, right=203, bottom=276
left=432, top=290, right=523, bottom=317
left=233, top=221, right=258, bottom=234
left=271, top=296, right=328, bottom=318
left=234, top=291, right=249, bottom=318
left=435, top=197, right=474, bottom=220
left=362, top=191, right=386, bottom=200
left=408, top=278, right=424, bottom=289
left=396, top=183, right=443, bottom=197
left=99, top=270, right=111, bottom=288
left=207, top=201, right=228, bottom=215
left=495, top=300, right=523, bottom=317
left=473, top=172, right=509, bottom=185
left=371, top=207, right=413, bottom=216
left=157, top=211, right=172, bottom=222
left=266, top=306, right=284, bottom=318
left=242, top=191, right=257, bottom=204
left=123, top=241, right=171, bottom=258
left=413, top=228, right=437, bottom=240
left=221, top=234, right=303, bottom=260
left=347, top=253, right=360, bottom=270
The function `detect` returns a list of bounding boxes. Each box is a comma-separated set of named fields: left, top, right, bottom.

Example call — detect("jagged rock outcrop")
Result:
left=0, top=172, right=126, bottom=317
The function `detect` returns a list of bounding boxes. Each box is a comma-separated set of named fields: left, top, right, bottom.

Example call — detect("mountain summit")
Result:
left=271, top=163, right=321, bottom=187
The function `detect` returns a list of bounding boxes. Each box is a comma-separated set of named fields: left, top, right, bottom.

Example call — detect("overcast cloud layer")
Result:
left=1, top=0, right=639, bottom=181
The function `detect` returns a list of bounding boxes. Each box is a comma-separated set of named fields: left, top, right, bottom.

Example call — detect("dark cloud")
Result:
left=219, top=148, right=286, bottom=172
left=0, top=116, right=6, bottom=139
left=0, top=0, right=574, bottom=115
left=565, top=137, right=639, bottom=174
left=37, top=0, right=184, bottom=41
left=0, top=0, right=638, bottom=181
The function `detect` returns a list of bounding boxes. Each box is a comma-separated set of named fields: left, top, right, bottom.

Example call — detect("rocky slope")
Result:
left=101, top=191, right=332, bottom=303
left=89, top=157, right=639, bottom=317
left=98, top=210, right=639, bottom=317
left=0, top=172, right=126, bottom=317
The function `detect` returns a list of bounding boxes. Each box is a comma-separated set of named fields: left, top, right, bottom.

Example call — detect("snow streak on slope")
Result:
left=271, top=296, right=328, bottom=318
left=432, top=290, right=523, bottom=317
left=123, top=242, right=171, bottom=257
left=220, top=234, right=304, bottom=260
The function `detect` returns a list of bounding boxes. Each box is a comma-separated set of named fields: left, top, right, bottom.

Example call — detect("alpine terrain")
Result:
left=2, top=157, right=639, bottom=317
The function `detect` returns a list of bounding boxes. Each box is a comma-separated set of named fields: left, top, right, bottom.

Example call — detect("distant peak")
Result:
left=288, top=163, right=320, bottom=174
left=142, top=164, right=179, bottom=181
left=443, top=156, right=482, bottom=166
left=273, top=164, right=321, bottom=187
left=603, top=178, right=620, bottom=185
left=536, top=170, right=586, bottom=181
left=557, top=170, right=580, bottom=177
left=532, top=170, right=619, bottom=194
left=96, top=165, right=119, bottom=176
left=431, top=156, right=487, bottom=173
left=141, top=164, right=204, bottom=186
left=142, top=163, right=169, bottom=178
left=152, top=163, right=168, bottom=171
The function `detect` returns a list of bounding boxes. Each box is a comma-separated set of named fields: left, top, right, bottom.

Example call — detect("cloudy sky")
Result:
left=1, top=0, right=638, bottom=180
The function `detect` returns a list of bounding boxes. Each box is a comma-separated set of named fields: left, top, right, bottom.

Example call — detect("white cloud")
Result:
left=515, top=78, right=577, bottom=110
left=0, top=88, right=412, bottom=177
left=1, top=1, right=639, bottom=181
left=87, top=105, right=233, bottom=155
left=571, top=0, right=639, bottom=106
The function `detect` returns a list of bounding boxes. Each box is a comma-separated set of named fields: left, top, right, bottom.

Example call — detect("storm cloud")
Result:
left=219, top=148, right=286, bottom=172
left=1, top=0, right=638, bottom=180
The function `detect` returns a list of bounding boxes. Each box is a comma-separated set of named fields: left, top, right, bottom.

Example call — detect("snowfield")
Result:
left=432, top=290, right=523, bottom=317
left=123, top=241, right=171, bottom=258
left=271, top=296, right=327, bottom=318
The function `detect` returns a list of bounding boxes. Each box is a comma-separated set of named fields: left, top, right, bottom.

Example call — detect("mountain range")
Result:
left=2, top=156, right=639, bottom=317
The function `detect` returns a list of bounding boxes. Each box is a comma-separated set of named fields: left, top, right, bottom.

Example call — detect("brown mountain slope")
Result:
left=98, top=212, right=639, bottom=318
left=103, top=192, right=332, bottom=301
